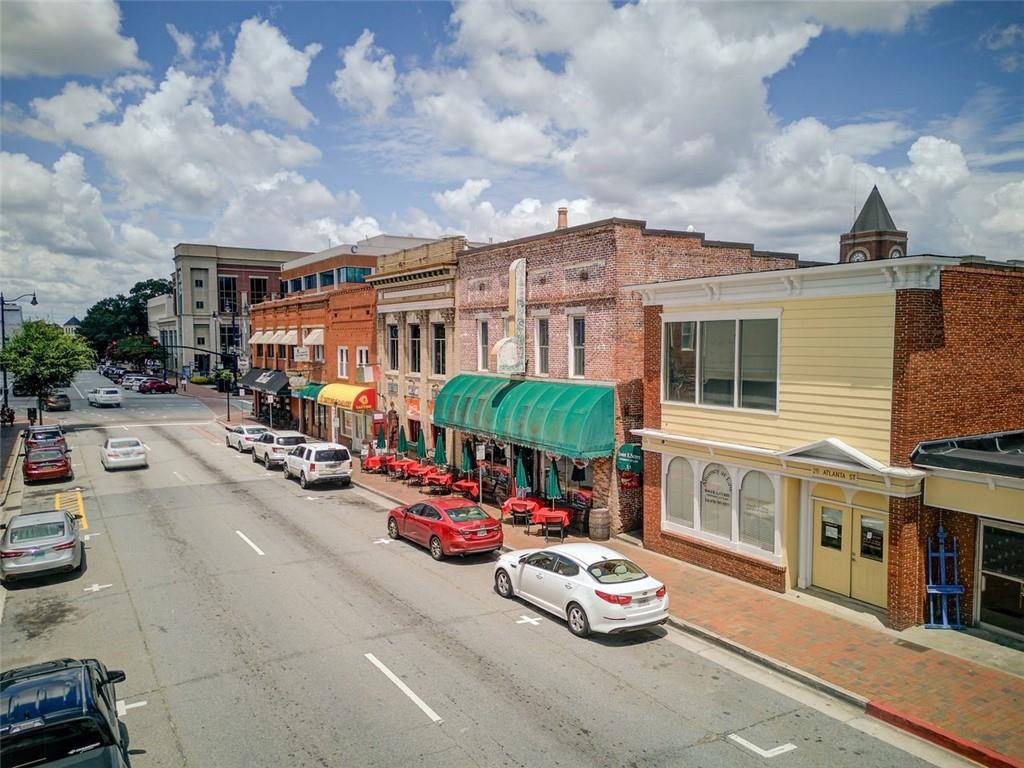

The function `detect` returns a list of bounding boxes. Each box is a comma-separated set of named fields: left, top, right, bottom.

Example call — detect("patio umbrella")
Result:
left=545, top=462, right=563, bottom=510
left=376, top=425, right=386, bottom=450
left=462, top=441, right=474, bottom=473
left=515, top=455, right=529, bottom=495
left=433, top=433, right=447, bottom=467
left=397, top=425, right=408, bottom=454
left=415, top=430, right=427, bottom=460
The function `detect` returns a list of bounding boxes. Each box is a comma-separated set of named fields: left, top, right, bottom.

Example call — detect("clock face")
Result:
left=849, top=251, right=868, bottom=263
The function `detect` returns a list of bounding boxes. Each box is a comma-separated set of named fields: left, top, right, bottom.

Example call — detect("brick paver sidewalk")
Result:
left=349, top=464, right=1024, bottom=768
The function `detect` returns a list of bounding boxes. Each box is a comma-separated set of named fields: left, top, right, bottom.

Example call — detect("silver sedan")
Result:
left=101, top=437, right=149, bottom=470
left=1, top=510, right=84, bottom=585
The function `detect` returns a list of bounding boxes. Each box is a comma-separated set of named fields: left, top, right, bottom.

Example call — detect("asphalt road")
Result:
left=1, top=372, right=968, bottom=768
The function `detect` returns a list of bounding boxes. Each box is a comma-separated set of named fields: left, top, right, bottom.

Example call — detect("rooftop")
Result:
left=912, top=430, right=1024, bottom=479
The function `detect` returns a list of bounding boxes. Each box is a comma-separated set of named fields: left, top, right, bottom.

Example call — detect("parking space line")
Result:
left=235, top=530, right=265, bottom=556
left=364, top=653, right=443, bottom=724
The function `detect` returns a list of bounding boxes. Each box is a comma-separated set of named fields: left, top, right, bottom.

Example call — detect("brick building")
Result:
left=632, top=188, right=1024, bottom=632
left=433, top=210, right=795, bottom=533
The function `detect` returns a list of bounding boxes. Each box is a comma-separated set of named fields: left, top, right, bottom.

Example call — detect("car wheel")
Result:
left=282, top=464, right=290, bottom=480
left=566, top=603, right=591, bottom=638
left=251, top=451, right=258, bottom=463
left=225, top=436, right=231, bottom=447
left=429, top=536, right=444, bottom=561
left=387, top=517, right=399, bottom=539
left=495, top=569, right=514, bottom=598
left=299, top=473, right=308, bottom=489
left=341, top=478, right=351, bottom=487
left=263, top=454, right=271, bottom=469
left=236, top=441, right=242, bottom=453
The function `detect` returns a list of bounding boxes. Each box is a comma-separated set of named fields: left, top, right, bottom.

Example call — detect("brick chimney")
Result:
left=557, top=207, right=568, bottom=229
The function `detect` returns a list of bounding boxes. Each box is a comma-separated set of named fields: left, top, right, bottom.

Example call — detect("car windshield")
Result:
left=10, top=521, right=66, bottom=542
left=29, top=431, right=61, bottom=441
left=101, top=389, right=119, bottom=395
left=314, top=449, right=348, bottom=461
left=245, top=427, right=267, bottom=435
left=587, top=558, right=648, bottom=584
left=29, top=450, right=64, bottom=462
left=109, top=439, right=141, bottom=449
left=446, top=505, right=490, bottom=522
left=276, top=436, right=305, bottom=446
left=1, top=718, right=111, bottom=765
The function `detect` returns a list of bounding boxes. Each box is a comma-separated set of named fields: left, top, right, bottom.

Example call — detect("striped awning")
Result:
left=281, top=329, right=299, bottom=345
left=302, top=328, right=324, bottom=346
left=266, top=330, right=287, bottom=345
left=248, top=331, right=270, bottom=345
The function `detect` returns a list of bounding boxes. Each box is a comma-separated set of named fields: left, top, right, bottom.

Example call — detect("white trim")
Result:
left=661, top=308, right=782, bottom=323
left=477, top=319, right=489, bottom=371
left=337, top=346, right=348, bottom=379
left=798, top=481, right=812, bottom=588
left=381, top=284, right=452, bottom=300
left=534, top=316, right=550, bottom=376
left=375, top=298, right=452, bottom=314
left=568, top=311, right=585, bottom=379
left=916, top=465, right=1024, bottom=490
left=781, top=437, right=888, bottom=473
left=531, top=308, right=550, bottom=318
left=355, top=346, right=370, bottom=369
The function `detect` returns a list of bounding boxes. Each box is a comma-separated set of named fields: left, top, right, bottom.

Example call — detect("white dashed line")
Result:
left=235, top=530, right=265, bottom=556
left=364, top=653, right=443, bottom=724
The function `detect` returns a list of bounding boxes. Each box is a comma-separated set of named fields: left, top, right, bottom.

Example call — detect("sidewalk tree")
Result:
left=108, top=335, right=162, bottom=366
left=80, top=278, right=172, bottom=353
left=0, top=320, right=95, bottom=418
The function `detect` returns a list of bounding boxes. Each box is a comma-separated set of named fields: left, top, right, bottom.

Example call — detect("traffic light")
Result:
left=151, top=339, right=159, bottom=348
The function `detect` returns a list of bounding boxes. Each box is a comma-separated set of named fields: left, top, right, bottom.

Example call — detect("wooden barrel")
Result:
left=589, top=507, right=610, bottom=541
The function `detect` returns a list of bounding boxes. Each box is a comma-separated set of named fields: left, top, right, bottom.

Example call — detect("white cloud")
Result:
left=224, top=17, right=321, bottom=128
left=0, top=0, right=143, bottom=77
left=330, top=29, right=397, bottom=121
left=203, top=31, right=223, bottom=51
left=166, top=23, right=195, bottom=60
left=983, top=180, right=1024, bottom=235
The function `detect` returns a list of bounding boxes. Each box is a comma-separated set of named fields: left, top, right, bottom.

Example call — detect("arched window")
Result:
left=700, top=464, right=732, bottom=537
left=665, top=458, right=694, bottom=527
left=889, top=247, right=903, bottom=259
left=740, top=471, right=775, bottom=552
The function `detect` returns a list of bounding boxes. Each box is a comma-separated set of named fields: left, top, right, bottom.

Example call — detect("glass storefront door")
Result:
left=980, top=522, right=1024, bottom=636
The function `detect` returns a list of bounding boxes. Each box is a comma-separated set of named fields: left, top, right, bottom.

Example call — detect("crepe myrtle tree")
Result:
left=0, top=320, right=95, bottom=423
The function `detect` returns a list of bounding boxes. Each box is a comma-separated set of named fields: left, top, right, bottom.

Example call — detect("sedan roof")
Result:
left=547, top=543, right=630, bottom=566
left=9, top=510, right=68, bottom=528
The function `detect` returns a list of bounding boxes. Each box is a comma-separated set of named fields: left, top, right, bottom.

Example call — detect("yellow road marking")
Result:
left=54, top=491, right=87, bottom=530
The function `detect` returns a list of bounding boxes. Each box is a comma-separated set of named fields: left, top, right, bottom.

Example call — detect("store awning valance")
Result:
left=281, top=330, right=299, bottom=345
left=317, top=383, right=376, bottom=410
left=300, top=383, right=325, bottom=401
left=238, top=367, right=269, bottom=388
left=302, top=328, right=324, bottom=346
left=433, top=374, right=614, bottom=458
left=247, top=331, right=269, bottom=345
left=266, top=330, right=287, bottom=345
left=248, top=369, right=290, bottom=395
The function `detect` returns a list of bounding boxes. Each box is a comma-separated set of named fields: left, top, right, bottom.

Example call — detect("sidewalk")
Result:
left=0, top=419, right=28, bottom=511
left=176, top=382, right=253, bottom=423
left=348, top=463, right=1024, bottom=768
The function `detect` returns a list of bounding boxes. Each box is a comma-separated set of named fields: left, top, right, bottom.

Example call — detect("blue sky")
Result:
left=2, top=1, right=1022, bottom=322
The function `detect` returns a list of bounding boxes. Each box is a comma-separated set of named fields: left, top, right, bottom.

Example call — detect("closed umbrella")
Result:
left=545, top=462, right=562, bottom=510
left=434, top=433, right=447, bottom=467
left=515, top=455, right=529, bottom=496
left=376, top=425, right=386, bottom=450
left=397, top=425, right=408, bottom=454
left=415, top=430, right=427, bottom=460
left=462, top=441, right=474, bottom=473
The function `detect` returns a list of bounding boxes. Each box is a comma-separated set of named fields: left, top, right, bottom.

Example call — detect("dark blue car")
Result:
left=1, top=658, right=131, bottom=767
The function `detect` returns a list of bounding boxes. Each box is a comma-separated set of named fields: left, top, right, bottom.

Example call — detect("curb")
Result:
left=866, top=701, right=1024, bottom=768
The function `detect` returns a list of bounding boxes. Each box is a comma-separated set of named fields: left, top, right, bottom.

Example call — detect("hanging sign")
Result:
left=620, top=471, right=641, bottom=490
left=615, top=444, right=643, bottom=473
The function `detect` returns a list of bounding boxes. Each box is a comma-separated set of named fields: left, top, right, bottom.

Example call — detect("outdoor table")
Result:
left=501, top=497, right=542, bottom=527
left=423, top=471, right=453, bottom=494
left=405, top=464, right=434, bottom=484
left=388, top=457, right=415, bottom=480
left=362, top=455, right=384, bottom=472
left=532, top=507, right=573, bottom=542
left=452, top=479, right=479, bottom=498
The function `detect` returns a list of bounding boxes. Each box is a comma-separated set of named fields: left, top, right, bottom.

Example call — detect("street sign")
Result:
left=615, top=443, right=643, bottom=473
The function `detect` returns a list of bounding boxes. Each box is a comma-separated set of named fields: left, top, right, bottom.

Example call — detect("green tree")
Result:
left=109, top=335, right=162, bottom=365
left=79, top=278, right=173, bottom=353
left=0, top=321, right=95, bottom=420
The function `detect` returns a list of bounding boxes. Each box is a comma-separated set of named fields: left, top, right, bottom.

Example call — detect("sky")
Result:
left=1, top=0, right=1022, bottom=323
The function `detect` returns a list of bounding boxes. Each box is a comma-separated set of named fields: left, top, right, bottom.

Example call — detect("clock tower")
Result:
left=839, top=186, right=908, bottom=263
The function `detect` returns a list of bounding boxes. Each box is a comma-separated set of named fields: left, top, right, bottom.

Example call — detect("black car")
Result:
left=44, top=393, right=72, bottom=411
left=1, top=658, right=131, bottom=767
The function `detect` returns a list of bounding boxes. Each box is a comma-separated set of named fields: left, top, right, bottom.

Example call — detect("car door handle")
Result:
left=535, top=574, right=543, bottom=579
left=564, top=584, right=573, bottom=589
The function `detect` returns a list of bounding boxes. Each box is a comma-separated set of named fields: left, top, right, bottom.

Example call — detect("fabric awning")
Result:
left=266, top=330, right=287, bottom=345
left=247, top=369, right=291, bottom=395
left=302, top=328, right=324, bottom=346
left=300, top=383, right=325, bottom=401
left=432, top=374, right=615, bottom=458
left=281, top=329, right=299, bottom=345
left=317, top=383, right=376, bottom=410
left=247, top=331, right=268, bottom=345
left=238, top=367, right=269, bottom=388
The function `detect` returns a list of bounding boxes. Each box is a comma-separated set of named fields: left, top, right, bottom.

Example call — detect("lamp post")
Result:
left=213, top=303, right=246, bottom=423
left=1, top=292, right=39, bottom=411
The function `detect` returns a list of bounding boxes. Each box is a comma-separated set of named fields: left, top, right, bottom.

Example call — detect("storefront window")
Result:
left=665, top=458, right=694, bottom=527
left=387, top=325, right=399, bottom=371
left=663, top=321, right=696, bottom=402
left=700, top=321, right=735, bottom=406
left=409, top=324, right=421, bottom=373
left=739, top=471, right=775, bottom=552
left=739, top=319, right=778, bottom=410
left=700, top=464, right=732, bottom=538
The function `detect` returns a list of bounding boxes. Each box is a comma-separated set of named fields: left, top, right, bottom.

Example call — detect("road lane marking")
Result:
left=55, top=491, right=86, bottom=530
left=516, top=615, right=542, bottom=626
left=235, top=530, right=265, bottom=556
left=121, top=425, right=128, bottom=431
left=83, top=583, right=113, bottom=593
left=83, top=533, right=102, bottom=541
left=364, top=653, right=443, bottom=724
left=172, top=471, right=187, bottom=483
left=116, top=700, right=148, bottom=716
left=728, top=734, right=797, bottom=758
left=71, top=381, right=85, bottom=398
left=373, top=538, right=391, bottom=545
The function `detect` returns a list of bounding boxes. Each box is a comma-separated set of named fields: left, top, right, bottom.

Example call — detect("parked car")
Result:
left=225, top=424, right=268, bottom=452
left=138, top=379, right=175, bottom=394
left=387, top=498, right=503, bottom=560
left=283, top=442, right=352, bottom=488
left=251, top=430, right=306, bottom=468
left=87, top=387, right=123, bottom=407
left=43, top=393, right=71, bottom=411
left=100, top=437, right=148, bottom=471
left=493, top=544, right=668, bottom=638
left=22, top=447, right=73, bottom=484
left=23, top=425, right=67, bottom=452
left=0, top=658, right=130, bottom=767
left=0, top=510, right=83, bottom=584
left=120, top=374, right=146, bottom=390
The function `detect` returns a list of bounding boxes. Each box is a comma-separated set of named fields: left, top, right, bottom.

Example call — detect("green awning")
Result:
left=433, top=374, right=614, bottom=458
left=299, top=383, right=324, bottom=400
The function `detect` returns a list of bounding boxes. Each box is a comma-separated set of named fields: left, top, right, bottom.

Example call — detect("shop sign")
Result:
left=476, top=444, right=486, bottom=461
left=288, top=375, right=307, bottom=389
left=387, top=381, right=399, bottom=395
left=293, top=346, right=310, bottom=362
left=406, top=397, right=421, bottom=420
left=372, top=411, right=385, bottom=425
left=701, top=466, right=732, bottom=517
left=810, top=466, right=859, bottom=482
left=615, top=444, right=643, bottom=473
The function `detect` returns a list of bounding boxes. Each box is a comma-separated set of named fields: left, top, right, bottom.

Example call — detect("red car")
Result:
left=386, top=498, right=503, bottom=560
left=23, top=447, right=73, bottom=483
left=139, top=379, right=176, bottom=394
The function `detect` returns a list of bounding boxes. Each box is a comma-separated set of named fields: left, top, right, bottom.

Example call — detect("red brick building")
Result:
left=433, top=211, right=795, bottom=534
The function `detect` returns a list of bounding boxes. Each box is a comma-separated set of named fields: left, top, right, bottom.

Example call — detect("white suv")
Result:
left=283, top=443, right=352, bottom=488
left=121, top=374, right=146, bottom=390
left=87, top=388, right=123, bottom=407
left=225, top=424, right=269, bottom=452
left=251, top=430, right=306, bottom=468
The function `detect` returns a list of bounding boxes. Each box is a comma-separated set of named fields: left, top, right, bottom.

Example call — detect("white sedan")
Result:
left=225, top=424, right=268, bottom=452
left=87, top=387, right=123, bottom=407
left=494, top=543, right=668, bottom=638
left=101, top=437, right=148, bottom=471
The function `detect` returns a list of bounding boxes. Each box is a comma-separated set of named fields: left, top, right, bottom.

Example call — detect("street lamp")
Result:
left=1, top=292, right=39, bottom=410
left=212, top=303, right=247, bottom=423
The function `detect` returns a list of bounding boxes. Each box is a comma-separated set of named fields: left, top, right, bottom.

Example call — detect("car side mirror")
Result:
left=65, top=448, right=72, bottom=453
left=74, top=514, right=84, bottom=520
left=105, top=670, right=126, bottom=685
left=0, top=524, right=6, bottom=530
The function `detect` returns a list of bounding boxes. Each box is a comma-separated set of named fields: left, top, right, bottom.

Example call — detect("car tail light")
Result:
left=309, top=463, right=316, bottom=471
left=595, top=590, right=632, bottom=605
left=53, top=541, right=76, bottom=551
left=107, top=451, right=118, bottom=458
left=1, top=550, right=26, bottom=559
left=656, top=586, right=667, bottom=599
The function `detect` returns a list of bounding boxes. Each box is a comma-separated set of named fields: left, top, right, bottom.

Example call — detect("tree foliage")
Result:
left=79, top=278, right=172, bottom=352
left=109, top=335, right=162, bottom=365
left=0, top=321, right=95, bottom=402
